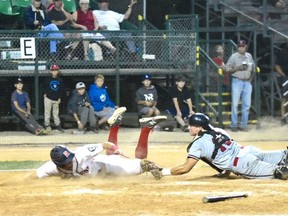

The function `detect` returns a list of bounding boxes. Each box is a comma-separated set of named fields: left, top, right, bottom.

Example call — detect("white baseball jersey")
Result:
left=37, top=144, right=142, bottom=178
left=187, top=128, right=287, bottom=179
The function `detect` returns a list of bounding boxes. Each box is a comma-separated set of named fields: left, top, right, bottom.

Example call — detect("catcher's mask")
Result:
left=50, top=145, right=74, bottom=167
left=189, top=113, right=213, bottom=131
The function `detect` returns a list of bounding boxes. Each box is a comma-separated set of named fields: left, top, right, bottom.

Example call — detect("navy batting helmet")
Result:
left=189, top=113, right=213, bottom=130
left=50, top=145, right=74, bottom=167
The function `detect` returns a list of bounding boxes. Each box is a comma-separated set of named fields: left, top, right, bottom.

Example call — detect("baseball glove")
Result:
left=150, top=169, right=163, bottom=180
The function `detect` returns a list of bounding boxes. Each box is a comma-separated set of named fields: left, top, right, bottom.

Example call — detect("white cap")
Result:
left=76, top=82, right=85, bottom=89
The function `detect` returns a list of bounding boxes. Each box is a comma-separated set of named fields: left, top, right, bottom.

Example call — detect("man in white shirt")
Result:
left=93, top=0, right=137, bottom=58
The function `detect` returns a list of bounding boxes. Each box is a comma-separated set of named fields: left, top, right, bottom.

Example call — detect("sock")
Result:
left=135, top=127, right=151, bottom=159
left=106, top=125, right=119, bottom=155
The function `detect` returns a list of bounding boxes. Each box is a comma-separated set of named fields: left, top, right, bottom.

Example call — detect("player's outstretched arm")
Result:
left=159, top=158, right=198, bottom=177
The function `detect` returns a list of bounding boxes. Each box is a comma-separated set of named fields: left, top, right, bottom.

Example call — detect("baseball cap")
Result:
left=237, top=40, right=246, bottom=47
left=98, top=0, right=109, bottom=3
left=14, top=77, right=23, bottom=84
left=50, top=64, right=60, bottom=71
left=142, top=74, right=152, bottom=81
left=76, top=82, right=86, bottom=89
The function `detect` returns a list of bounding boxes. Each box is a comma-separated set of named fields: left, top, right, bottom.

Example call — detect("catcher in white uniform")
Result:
left=37, top=107, right=167, bottom=178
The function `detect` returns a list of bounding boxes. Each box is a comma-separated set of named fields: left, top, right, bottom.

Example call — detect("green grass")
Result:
left=0, top=161, right=45, bottom=170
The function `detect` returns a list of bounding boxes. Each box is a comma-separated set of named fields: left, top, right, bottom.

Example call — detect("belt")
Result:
left=232, top=77, right=250, bottom=81
left=233, top=157, right=239, bottom=167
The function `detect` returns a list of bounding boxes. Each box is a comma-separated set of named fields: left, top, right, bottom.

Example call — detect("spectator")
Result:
left=212, top=45, right=230, bottom=91
left=72, top=0, right=116, bottom=60
left=41, top=0, right=54, bottom=12
left=135, top=74, right=160, bottom=117
left=43, top=64, right=64, bottom=132
left=274, top=43, right=288, bottom=122
left=11, top=78, right=50, bottom=136
left=24, top=0, right=64, bottom=61
left=167, top=75, right=194, bottom=132
left=93, top=0, right=137, bottom=59
left=67, top=82, right=98, bottom=134
left=47, top=0, right=80, bottom=60
left=226, top=40, right=255, bottom=132
left=88, top=74, right=115, bottom=129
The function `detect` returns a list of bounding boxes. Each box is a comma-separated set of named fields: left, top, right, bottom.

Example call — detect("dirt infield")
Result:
left=1, top=139, right=288, bottom=216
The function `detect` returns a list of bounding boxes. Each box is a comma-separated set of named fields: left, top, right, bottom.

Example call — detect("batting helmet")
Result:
left=50, top=145, right=74, bottom=167
left=50, top=64, right=60, bottom=71
left=189, top=113, right=213, bottom=131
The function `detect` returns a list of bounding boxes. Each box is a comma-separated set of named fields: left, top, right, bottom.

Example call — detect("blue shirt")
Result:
left=88, top=84, right=115, bottom=112
left=11, top=90, right=30, bottom=112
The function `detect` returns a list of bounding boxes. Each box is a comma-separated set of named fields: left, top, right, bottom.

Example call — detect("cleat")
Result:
left=274, top=165, right=288, bottom=180
left=140, top=159, right=161, bottom=172
left=107, top=107, right=127, bottom=127
left=139, top=115, right=167, bottom=128
left=55, top=125, right=65, bottom=133
left=35, top=128, right=45, bottom=136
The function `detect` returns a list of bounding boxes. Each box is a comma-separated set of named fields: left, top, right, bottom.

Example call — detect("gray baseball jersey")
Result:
left=187, top=128, right=287, bottom=179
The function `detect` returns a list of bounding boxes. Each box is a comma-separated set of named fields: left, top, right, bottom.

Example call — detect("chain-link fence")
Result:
left=0, top=30, right=195, bottom=74
left=0, top=29, right=196, bottom=123
left=166, top=15, right=198, bottom=73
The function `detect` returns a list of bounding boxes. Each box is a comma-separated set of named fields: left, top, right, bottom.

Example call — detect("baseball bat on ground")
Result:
left=202, top=193, right=249, bottom=203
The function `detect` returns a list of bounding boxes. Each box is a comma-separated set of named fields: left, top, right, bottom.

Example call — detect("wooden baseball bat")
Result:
left=202, top=193, right=248, bottom=203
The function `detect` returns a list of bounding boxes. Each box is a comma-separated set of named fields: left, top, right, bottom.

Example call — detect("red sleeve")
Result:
left=213, top=57, right=223, bottom=66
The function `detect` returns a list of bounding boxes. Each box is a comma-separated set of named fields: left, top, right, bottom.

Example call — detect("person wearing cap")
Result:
left=88, top=74, right=116, bottom=129
left=93, top=0, right=138, bottom=59
left=150, top=113, right=288, bottom=181
left=135, top=74, right=160, bottom=117
left=67, top=82, right=98, bottom=134
left=167, top=75, right=194, bottom=132
left=43, top=64, right=64, bottom=132
left=226, top=40, right=255, bottom=132
left=11, top=78, right=51, bottom=136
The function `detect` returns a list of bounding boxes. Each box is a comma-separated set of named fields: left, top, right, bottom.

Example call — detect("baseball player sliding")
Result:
left=151, top=113, right=288, bottom=180
left=37, top=107, right=167, bottom=178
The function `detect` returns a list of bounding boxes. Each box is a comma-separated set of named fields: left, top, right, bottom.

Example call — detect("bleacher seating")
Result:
left=0, top=0, right=20, bottom=15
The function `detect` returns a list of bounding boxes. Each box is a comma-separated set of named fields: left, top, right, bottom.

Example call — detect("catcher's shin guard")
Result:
left=274, top=166, right=288, bottom=180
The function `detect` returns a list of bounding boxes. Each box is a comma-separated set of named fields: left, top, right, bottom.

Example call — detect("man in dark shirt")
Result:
left=47, top=0, right=80, bottom=59
left=167, top=75, right=194, bottom=132
left=67, top=82, right=98, bottom=134
left=24, top=0, right=64, bottom=59
left=43, top=64, right=64, bottom=132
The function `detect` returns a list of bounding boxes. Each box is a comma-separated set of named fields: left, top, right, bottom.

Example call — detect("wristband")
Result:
left=128, top=5, right=132, bottom=8
left=162, top=168, right=171, bottom=176
left=111, top=145, right=119, bottom=151
left=77, top=121, right=80, bottom=124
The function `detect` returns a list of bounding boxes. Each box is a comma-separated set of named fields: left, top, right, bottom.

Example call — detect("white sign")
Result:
left=20, top=38, right=36, bottom=59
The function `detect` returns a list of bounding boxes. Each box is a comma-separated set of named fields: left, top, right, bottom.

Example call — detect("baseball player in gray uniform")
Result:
left=151, top=113, right=288, bottom=180
left=37, top=107, right=167, bottom=178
